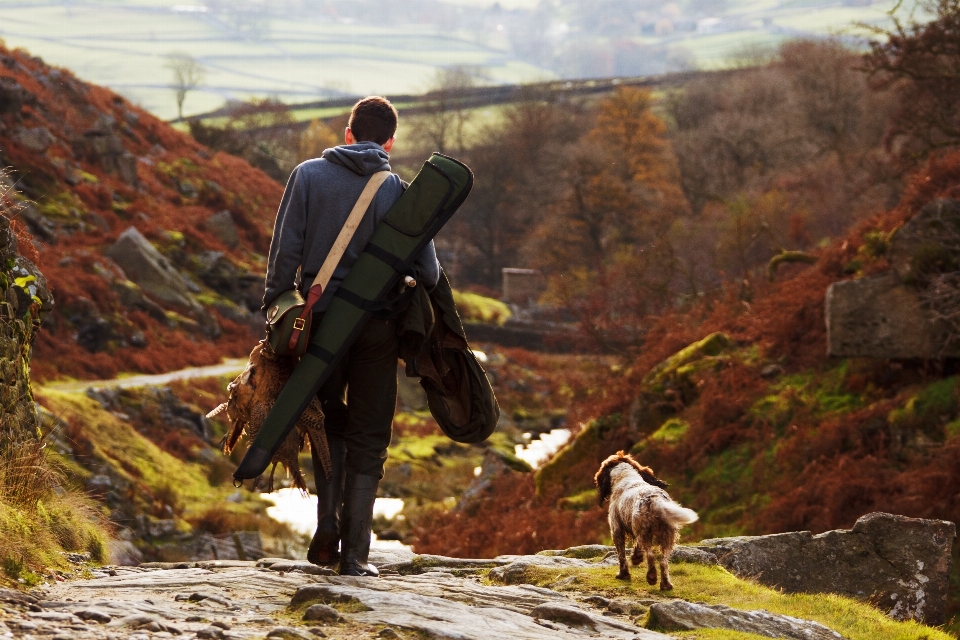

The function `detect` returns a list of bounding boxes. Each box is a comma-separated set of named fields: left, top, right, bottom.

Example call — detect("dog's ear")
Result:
left=594, top=455, right=618, bottom=505
left=639, top=470, right=669, bottom=490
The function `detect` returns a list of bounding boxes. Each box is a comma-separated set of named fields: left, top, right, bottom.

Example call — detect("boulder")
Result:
left=0, top=214, right=54, bottom=446
left=0, top=77, right=31, bottom=114
left=887, top=199, right=960, bottom=283
left=106, top=227, right=220, bottom=336
left=456, top=449, right=529, bottom=512
left=110, top=279, right=166, bottom=322
left=107, top=540, right=143, bottom=567
left=106, top=227, right=197, bottom=310
left=825, top=273, right=947, bottom=358
left=693, top=512, right=955, bottom=624
left=826, top=199, right=960, bottom=358
left=153, top=531, right=264, bottom=562
left=73, top=115, right=139, bottom=186
left=13, top=126, right=55, bottom=152
left=302, top=603, right=341, bottom=622
left=648, top=600, right=842, bottom=639
left=204, top=210, right=240, bottom=248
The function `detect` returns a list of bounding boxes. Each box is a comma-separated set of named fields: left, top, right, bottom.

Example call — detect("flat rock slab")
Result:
left=694, top=512, right=956, bottom=624
left=291, top=580, right=668, bottom=640
left=649, top=600, right=842, bottom=639
left=295, top=573, right=571, bottom=614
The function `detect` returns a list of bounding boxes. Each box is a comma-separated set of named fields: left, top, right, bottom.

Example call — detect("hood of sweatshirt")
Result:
left=321, top=142, right=391, bottom=176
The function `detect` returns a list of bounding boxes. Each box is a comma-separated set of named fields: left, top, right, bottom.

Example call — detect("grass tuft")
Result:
left=0, top=440, right=108, bottom=586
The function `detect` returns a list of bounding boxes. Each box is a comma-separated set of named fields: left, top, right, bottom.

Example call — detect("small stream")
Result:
left=261, top=490, right=410, bottom=551
left=263, top=429, right=572, bottom=540
left=514, top=428, right=571, bottom=468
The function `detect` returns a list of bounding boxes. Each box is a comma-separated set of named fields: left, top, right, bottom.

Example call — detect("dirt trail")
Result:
left=41, top=359, right=248, bottom=394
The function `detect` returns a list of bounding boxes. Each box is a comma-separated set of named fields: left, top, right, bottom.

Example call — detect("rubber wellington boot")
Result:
left=338, top=472, right=380, bottom=577
left=307, top=436, right=346, bottom=565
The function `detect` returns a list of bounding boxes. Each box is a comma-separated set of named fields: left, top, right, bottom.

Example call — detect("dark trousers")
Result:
left=315, top=317, right=398, bottom=478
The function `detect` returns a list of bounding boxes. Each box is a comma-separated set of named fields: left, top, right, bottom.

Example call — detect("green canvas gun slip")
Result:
left=233, top=153, right=474, bottom=482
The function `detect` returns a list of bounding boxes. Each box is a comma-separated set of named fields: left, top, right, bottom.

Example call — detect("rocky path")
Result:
left=0, top=514, right=949, bottom=639
left=0, top=549, right=678, bottom=640
left=0, top=544, right=871, bottom=640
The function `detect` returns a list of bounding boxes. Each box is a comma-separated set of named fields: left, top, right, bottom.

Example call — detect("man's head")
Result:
left=345, top=96, right=398, bottom=152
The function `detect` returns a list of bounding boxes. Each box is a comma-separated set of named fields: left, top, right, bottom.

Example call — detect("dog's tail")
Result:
left=656, top=497, right=699, bottom=527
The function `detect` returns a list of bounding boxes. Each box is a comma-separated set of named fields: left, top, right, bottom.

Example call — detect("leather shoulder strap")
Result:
left=309, top=170, right=390, bottom=292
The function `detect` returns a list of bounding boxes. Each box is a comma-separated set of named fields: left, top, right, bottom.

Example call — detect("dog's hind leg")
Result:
left=658, top=553, right=673, bottom=591
left=658, top=551, right=673, bottom=591
left=645, top=549, right=658, bottom=586
left=611, top=519, right=630, bottom=580
left=630, top=544, right=643, bottom=566
left=658, top=528, right=678, bottom=590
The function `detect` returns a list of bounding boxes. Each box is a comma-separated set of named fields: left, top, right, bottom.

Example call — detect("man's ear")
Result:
left=382, top=137, right=395, bottom=153
left=344, top=127, right=356, bottom=145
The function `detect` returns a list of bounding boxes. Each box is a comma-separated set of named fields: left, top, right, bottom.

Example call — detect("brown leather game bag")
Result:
left=263, top=171, right=390, bottom=356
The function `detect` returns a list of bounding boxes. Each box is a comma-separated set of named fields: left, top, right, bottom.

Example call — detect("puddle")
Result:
left=514, top=428, right=571, bottom=469
left=261, top=488, right=410, bottom=551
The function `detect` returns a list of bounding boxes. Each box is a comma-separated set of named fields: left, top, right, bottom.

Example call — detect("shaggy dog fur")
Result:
left=208, top=341, right=331, bottom=492
left=595, top=451, right=698, bottom=589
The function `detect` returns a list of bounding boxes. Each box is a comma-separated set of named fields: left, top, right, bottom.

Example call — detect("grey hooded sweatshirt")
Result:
left=263, top=142, right=440, bottom=313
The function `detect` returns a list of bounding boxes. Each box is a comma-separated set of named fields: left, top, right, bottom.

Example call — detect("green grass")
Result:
left=37, top=391, right=243, bottom=515
left=491, top=563, right=954, bottom=640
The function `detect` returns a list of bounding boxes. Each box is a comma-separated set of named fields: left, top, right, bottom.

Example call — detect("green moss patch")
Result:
left=888, top=376, right=959, bottom=440
left=489, top=564, right=952, bottom=640
left=453, top=290, right=512, bottom=325
left=558, top=489, right=598, bottom=511
left=648, top=418, right=689, bottom=444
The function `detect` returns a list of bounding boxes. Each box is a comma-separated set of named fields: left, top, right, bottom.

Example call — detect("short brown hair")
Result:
left=348, top=96, right=398, bottom=145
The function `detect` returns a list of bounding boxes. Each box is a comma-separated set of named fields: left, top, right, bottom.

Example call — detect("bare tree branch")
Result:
left=165, top=52, right=205, bottom=120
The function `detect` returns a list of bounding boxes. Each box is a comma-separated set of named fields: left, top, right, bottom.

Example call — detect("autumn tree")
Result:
left=532, top=88, right=689, bottom=349
left=299, top=119, right=340, bottom=163
left=432, top=96, right=590, bottom=287
left=666, top=40, right=896, bottom=289
left=863, top=0, right=960, bottom=164
left=165, top=52, right=205, bottom=120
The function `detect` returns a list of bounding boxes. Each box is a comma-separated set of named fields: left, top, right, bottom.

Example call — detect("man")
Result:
left=263, top=96, right=439, bottom=576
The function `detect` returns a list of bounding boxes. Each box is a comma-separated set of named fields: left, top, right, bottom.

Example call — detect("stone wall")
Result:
left=0, top=210, right=53, bottom=448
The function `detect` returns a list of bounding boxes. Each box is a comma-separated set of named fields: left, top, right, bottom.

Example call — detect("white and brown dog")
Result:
left=594, top=451, right=698, bottom=590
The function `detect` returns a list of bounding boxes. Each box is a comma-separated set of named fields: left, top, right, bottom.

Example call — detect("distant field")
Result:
left=0, top=0, right=915, bottom=121
left=0, top=1, right=546, bottom=119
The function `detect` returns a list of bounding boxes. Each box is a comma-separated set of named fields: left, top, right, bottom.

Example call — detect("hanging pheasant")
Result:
left=208, top=341, right=330, bottom=492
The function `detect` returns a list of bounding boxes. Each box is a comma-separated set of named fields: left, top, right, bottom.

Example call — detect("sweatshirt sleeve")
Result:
left=262, top=166, right=308, bottom=313
left=415, top=239, right=440, bottom=289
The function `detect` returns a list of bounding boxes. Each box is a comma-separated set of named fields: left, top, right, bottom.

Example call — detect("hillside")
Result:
left=413, top=148, right=960, bottom=629
left=0, top=43, right=280, bottom=382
